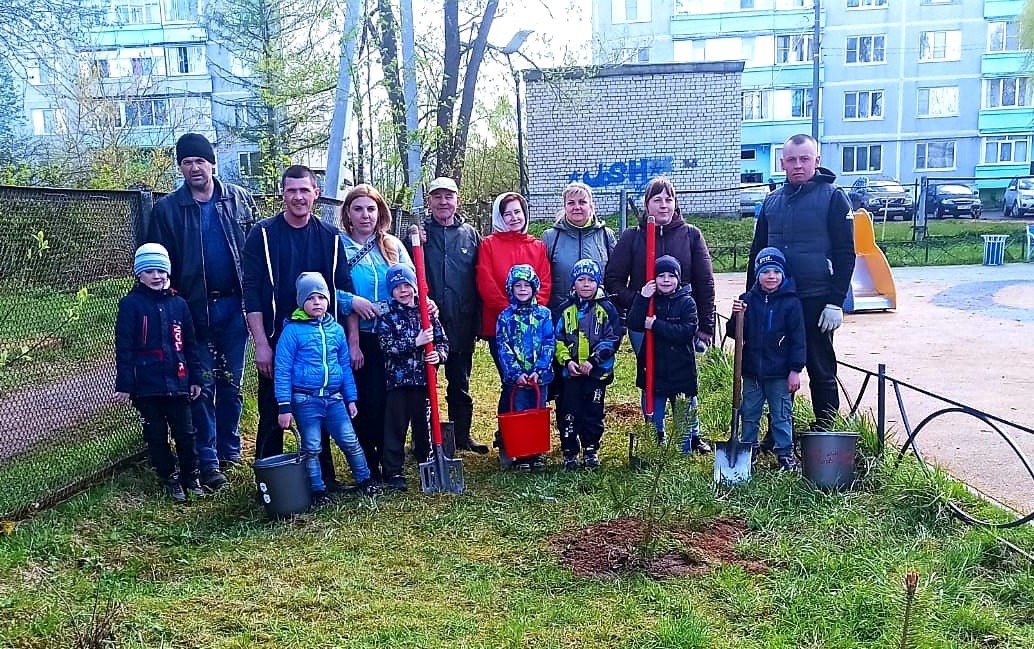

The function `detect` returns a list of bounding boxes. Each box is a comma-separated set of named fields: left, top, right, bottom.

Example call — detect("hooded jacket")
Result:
left=495, top=265, right=556, bottom=386
left=413, top=215, right=481, bottom=353
left=274, top=310, right=359, bottom=414
left=376, top=299, right=450, bottom=390
left=748, top=166, right=855, bottom=303
left=627, top=285, right=699, bottom=397
left=554, top=289, right=622, bottom=384
left=604, top=213, right=716, bottom=338
left=475, top=194, right=552, bottom=338
left=726, top=278, right=807, bottom=380
left=114, top=283, right=202, bottom=397
left=541, top=215, right=616, bottom=310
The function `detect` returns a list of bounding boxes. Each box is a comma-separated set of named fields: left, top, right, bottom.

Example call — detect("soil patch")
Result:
left=552, top=516, right=767, bottom=579
left=609, top=402, right=644, bottom=422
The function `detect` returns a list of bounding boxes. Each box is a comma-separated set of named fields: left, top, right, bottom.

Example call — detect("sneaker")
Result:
left=563, top=455, right=580, bottom=471
left=530, top=456, right=546, bottom=471
left=219, top=457, right=244, bottom=471
left=456, top=438, right=490, bottom=455
left=513, top=460, right=532, bottom=472
left=311, top=491, right=333, bottom=507
left=582, top=451, right=600, bottom=469
left=162, top=479, right=186, bottom=504
left=357, top=479, right=382, bottom=496
left=386, top=475, right=408, bottom=492
left=777, top=455, right=798, bottom=472
left=689, top=437, right=712, bottom=455
left=182, top=476, right=205, bottom=499
left=200, top=468, right=228, bottom=492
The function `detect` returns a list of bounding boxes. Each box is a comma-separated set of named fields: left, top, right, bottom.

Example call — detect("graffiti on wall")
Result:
left=567, top=156, right=677, bottom=190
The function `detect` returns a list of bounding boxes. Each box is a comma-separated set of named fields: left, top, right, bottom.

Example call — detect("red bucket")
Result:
left=498, top=383, right=552, bottom=458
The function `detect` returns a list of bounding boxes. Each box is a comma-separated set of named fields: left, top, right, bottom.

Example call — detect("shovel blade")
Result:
left=713, top=441, right=752, bottom=485
left=419, top=452, right=465, bottom=494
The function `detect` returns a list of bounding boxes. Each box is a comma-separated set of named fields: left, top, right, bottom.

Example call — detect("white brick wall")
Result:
left=524, top=63, right=743, bottom=220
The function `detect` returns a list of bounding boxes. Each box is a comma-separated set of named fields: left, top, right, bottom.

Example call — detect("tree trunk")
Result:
left=434, top=0, right=460, bottom=180
left=373, top=0, right=409, bottom=184
left=450, top=0, right=498, bottom=188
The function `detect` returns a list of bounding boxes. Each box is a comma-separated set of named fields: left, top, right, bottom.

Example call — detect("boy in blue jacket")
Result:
left=554, top=259, right=622, bottom=470
left=114, top=244, right=202, bottom=503
left=496, top=264, right=555, bottom=471
left=728, top=247, right=807, bottom=471
left=275, top=273, right=376, bottom=505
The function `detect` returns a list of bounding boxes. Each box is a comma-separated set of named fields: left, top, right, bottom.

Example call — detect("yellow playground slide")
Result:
left=845, top=208, right=896, bottom=312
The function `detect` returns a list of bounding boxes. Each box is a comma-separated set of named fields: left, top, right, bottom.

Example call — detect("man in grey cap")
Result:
left=141, top=132, right=256, bottom=491
left=410, top=177, right=489, bottom=454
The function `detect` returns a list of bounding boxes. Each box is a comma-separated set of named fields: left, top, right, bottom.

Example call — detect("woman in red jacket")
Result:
left=476, top=192, right=552, bottom=412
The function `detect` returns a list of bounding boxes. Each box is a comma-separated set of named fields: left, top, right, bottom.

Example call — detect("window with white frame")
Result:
left=775, top=34, right=812, bottom=64
left=612, top=0, right=650, bottom=24
left=844, top=90, right=883, bottom=119
left=915, top=140, right=956, bottom=170
left=772, top=146, right=785, bottom=174
left=26, top=61, right=54, bottom=85
left=701, top=37, right=742, bottom=61
left=791, top=88, right=813, bottom=118
left=988, top=21, right=1020, bottom=53
left=917, top=86, right=959, bottom=117
left=234, top=103, right=265, bottom=129
left=743, top=90, right=767, bottom=120
left=166, top=46, right=206, bottom=75
left=124, top=98, right=169, bottom=127
left=239, top=151, right=263, bottom=177
left=164, top=0, right=198, bottom=22
left=848, top=0, right=887, bottom=8
left=740, top=0, right=755, bottom=8
left=842, top=144, right=882, bottom=173
left=31, top=109, right=65, bottom=135
left=846, top=35, right=885, bottom=64
left=985, top=77, right=1031, bottom=108
left=983, top=135, right=1029, bottom=164
left=919, top=30, right=961, bottom=62
left=114, top=0, right=160, bottom=24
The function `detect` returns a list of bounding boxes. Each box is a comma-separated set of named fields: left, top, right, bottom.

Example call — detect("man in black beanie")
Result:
left=139, top=132, right=257, bottom=491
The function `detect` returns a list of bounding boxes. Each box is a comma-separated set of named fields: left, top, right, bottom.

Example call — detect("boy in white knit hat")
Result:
left=114, top=244, right=203, bottom=503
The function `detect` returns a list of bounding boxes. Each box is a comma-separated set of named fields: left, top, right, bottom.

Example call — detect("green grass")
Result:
left=1, top=345, right=1031, bottom=648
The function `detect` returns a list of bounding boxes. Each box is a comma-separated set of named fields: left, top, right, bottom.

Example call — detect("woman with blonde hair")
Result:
left=336, top=183, right=413, bottom=482
left=541, top=182, right=617, bottom=310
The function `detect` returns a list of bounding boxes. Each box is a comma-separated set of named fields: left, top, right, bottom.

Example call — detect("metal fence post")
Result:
left=877, top=362, right=886, bottom=456
left=133, top=188, right=154, bottom=246
left=619, top=189, right=627, bottom=232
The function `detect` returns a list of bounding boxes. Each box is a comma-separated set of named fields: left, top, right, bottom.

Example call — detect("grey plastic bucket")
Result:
left=800, top=432, right=859, bottom=491
left=252, top=452, right=311, bottom=518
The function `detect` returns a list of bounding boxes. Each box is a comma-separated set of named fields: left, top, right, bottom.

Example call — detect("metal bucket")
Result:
left=252, top=452, right=311, bottom=518
left=800, top=432, right=859, bottom=491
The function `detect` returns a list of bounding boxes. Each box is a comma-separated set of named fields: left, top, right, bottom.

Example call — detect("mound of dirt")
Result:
left=552, top=516, right=767, bottom=579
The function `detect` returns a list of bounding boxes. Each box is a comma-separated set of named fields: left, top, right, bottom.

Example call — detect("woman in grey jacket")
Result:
left=541, top=182, right=617, bottom=311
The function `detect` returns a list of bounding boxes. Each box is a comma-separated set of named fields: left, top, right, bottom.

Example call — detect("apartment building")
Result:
left=593, top=0, right=1032, bottom=191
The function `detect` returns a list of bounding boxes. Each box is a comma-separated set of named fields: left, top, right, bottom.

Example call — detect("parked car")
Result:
left=739, top=184, right=770, bottom=217
left=924, top=183, right=981, bottom=219
left=1002, top=177, right=1034, bottom=218
left=848, top=177, right=915, bottom=221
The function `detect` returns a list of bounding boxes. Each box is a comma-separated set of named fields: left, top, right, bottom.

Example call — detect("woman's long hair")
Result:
left=340, top=184, right=399, bottom=265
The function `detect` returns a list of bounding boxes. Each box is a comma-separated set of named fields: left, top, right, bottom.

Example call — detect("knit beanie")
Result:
left=175, top=132, right=216, bottom=164
left=570, top=258, right=602, bottom=287
left=295, top=272, right=330, bottom=307
left=654, top=255, right=682, bottom=283
left=133, top=243, right=172, bottom=276
left=506, top=264, right=540, bottom=299
left=386, top=263, right=418, bottom=294
left=754, top=247, right=787, bottom=279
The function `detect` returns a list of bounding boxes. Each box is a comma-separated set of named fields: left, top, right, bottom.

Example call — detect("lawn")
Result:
left=1, top=344, right=1031, bottom=648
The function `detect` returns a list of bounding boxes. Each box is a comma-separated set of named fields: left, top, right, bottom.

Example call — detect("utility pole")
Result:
left=811, top=0, right=821, bottom=141
left=400, top=0, right=423, bottom=213
left=324, top=0, right=362, bottom=198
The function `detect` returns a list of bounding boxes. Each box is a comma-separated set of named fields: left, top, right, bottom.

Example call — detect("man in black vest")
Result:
left=748, top=134, right=855, bottom=431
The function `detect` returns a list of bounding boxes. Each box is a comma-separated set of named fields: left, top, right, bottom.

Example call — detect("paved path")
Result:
left=715, top=263, right=1034, bottom=515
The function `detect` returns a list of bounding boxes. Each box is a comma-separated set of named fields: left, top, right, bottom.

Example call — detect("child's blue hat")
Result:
left=755, top=247, right=787, bottom=279
left=386, top=263, right=418, bottom=294
left=655, top=255, right=681, bottom=283
left=570, top=258, right=601, bottom=287
left=134, top=243, right=171, bottom=276
left=506, top=264, right=540, bottom=299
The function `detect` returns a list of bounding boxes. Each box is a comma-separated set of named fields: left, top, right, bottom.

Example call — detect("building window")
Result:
left=844, top=90, right=883, bottom=119
left=985, top=77, right=1031, bottom=108
left=612, top=0, right=650, bottom=24
left=124, top=98, right=169, bottom=127
left=166, top=46, right=206, bottom=75
left=848, top=0, right=887, bottom=7
left=26, top=61, right=54, bottom=85
left=130, top=56, right=156, bottom=76
left=919, top=30, right=961, bottom=62
left=165, top=0, right=198, bottom=22
left=846, top=35, right=885, bottom=64
left=743, top=90, right=767, bottom=120
left=239, top=151, right=263, bottom=177
left=741, top=149, right=757, bottom=160
left=917, top=86, right=959, bottom=117
left=114, top=0, right=161, bottom=24
left=983, top=135, right=1030, bottom=164
left=772, top=146, right=785, bottom=174
left=776, top=34, right=812, bottom=64
left=234, top=103, right=265, bottom=129
left=31, top=109, right=65, bottom=135
left=842, top=144, right=882, bottom=174
left=615, top=47, right=650, bottom=63
left=740, top=0, right=755, bottom=8
left=915, top=140, right=956, bottom=170
left=791, top=88, right=814, bottom=118
left=988, top=21, right=1020, bottom=53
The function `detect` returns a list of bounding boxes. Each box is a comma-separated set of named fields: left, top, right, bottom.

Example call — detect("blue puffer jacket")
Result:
left=496, top=267, right=556, bottom=386
left=726, top=278, right=807, bottom=380
left=553, top=290, right=622, bottom=384
left=274, top=310, right=359, bottom=414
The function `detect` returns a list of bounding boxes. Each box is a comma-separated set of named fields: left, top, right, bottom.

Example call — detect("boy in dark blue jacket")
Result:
left=728, top=247, right=807, bottom=471
left=114, top=244, right=202, bottom=503
left=275, top=273, right=376, bottom=505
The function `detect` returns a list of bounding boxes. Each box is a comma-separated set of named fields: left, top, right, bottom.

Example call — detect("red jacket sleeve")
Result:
left=475, top=237, right=510, bottom=338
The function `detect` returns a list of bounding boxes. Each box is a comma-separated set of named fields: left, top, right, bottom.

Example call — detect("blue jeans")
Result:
left=293, top=392, right=371, bottom=493
left=740, top=376, right=794, bottom=457
left=640, top=392, right=700, bottom=450
left=191, top=296, right=248, bottom=469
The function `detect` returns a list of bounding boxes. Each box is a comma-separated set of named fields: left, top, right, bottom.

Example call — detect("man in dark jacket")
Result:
left=242, top=165, right=354, bottom=488
left=140, top=133, right=256, bottom=490
left=412, top=177, right=489, bottom=454
left=748, top=134, right=855, bottom=431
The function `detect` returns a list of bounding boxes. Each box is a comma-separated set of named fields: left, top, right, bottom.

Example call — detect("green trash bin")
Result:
left=981, top=234, right=1008, bottom=266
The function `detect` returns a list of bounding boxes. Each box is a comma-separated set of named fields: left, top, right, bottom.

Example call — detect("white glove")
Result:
left=818, top=304, right=843, bottom=333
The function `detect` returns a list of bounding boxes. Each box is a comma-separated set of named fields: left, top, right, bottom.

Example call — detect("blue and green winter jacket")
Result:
left=553, top=289, right=622, bottom=384
left=274, top=310, right=359, bottom=414
left=496, top=266, right=556, bottom=386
